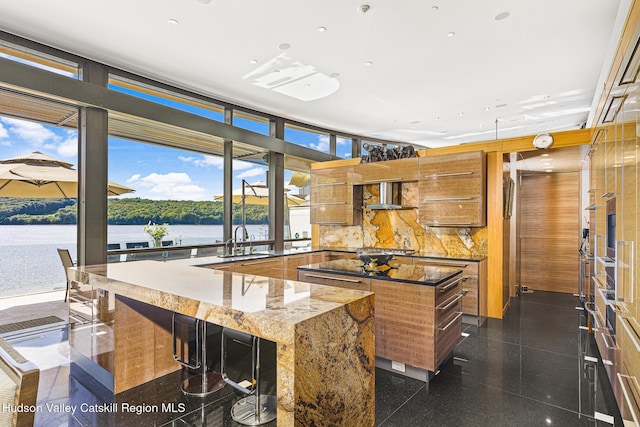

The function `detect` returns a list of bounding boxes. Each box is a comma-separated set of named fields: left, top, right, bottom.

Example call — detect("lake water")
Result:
left=0, top=224, right=269, bottom=298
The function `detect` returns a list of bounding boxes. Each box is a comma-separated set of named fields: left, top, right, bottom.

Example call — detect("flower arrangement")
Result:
left=144, top=221, right=169, bottom=247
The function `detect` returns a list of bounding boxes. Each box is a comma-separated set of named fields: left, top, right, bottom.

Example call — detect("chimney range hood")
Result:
left=365, top=182, right=416, bottom=210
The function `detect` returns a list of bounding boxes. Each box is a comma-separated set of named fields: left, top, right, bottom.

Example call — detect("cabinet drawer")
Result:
left=434, top=275, right=463, bottom=306
left=419, top=175, right=483, bottom=200
left=436, top=293, right=462, bottom=328
left=418, top=200, right=484, bottom=226
left=298, top=271, right=371, bottom=291
left=311, top=185, right=353, bottom=204
left=435, top=311, right=462, bottom=369
left=311, top=204, right=359, bottom=225
left=234, top=257, right=283, bottom=276
left=312, top=167, right=352, bottom=186
left=419, top=151, right=484, bottom=178
left=353, top=158, right=418, bottom=184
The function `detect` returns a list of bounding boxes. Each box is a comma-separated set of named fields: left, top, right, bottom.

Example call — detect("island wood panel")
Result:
left=233, top=257, right=284, bottom=277
left=371, top=279, right=436, bottom=371
left=113, top=296, right=179, bottom=393
left=519, top=172, right=580, bottom=294
left=297, top=270, right=371, bottom=292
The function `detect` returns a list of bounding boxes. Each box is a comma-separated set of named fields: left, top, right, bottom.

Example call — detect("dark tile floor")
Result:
left=6, top=290, right=624, bottom=426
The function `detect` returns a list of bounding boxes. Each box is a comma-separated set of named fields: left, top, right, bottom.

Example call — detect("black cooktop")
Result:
left=297, top=258, right=462, bottom=286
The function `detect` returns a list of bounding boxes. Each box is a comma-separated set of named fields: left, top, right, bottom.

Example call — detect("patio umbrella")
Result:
left=0, top=151, right=134, bottom=198
left=213, top=181, right=307, bottom=206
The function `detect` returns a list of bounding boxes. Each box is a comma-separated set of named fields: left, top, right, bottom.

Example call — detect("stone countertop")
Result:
left=169, top=247, right=485, bottom=269
left=297, top=258, right=463, bottom=286
left=70, top=261, right=372, bottom=344
left=69, top=261, right=376, bottom=426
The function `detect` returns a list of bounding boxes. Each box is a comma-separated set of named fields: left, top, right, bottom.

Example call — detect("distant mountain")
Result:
left=0, top=197, right=268, bottom=225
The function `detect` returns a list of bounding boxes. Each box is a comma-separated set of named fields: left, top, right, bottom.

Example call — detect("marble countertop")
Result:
left=169, top=246, right=485, bottom=268
left=298, top=258, right=463, bottom=286
left=70, top=261, right=373, bottom=345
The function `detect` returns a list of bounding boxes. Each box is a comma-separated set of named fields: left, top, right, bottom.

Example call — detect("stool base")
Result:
left=181, top=372, right=226, bottom=397
left=231, top=394, right=277, bottom=425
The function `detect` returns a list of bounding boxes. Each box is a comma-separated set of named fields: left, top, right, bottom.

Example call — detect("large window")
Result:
left=0, top=39, right=79, bottom=78
left=108, top=75, right=225, bottom=122
left=336, top=136, right=354, bottom=159
left=284, top=124, right=330, bottom=153
left=233, top=110, right=270, bottom=135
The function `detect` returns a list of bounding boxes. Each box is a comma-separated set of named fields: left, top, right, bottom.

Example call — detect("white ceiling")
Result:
left=0, top=0, right=628, bottom=149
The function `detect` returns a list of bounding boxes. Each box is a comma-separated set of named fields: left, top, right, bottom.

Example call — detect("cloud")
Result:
left=0, top=117, right=57, bottom=147
left=308, top=134, right=330, bottom=152
left=127, top=172, right=209, bottom=200
left=52, top=134, right=78, bottom=158
left=0, top=122, right=8, bottom=140
left=180, top=154, right=261, bottom=171
left=238, top=167, right=267, bottom=179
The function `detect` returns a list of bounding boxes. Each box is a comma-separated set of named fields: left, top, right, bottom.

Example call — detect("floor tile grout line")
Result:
left=376, top=384, right=427, bottom=426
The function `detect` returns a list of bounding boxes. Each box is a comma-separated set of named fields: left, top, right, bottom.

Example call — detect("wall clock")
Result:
left=533, top=133, right=554, bottom=150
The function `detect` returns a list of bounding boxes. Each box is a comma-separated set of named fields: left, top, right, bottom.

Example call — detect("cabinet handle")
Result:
left=439, top=276, right=463, bottom=292
left=438, top=294, right=463, bottom=311
left=240, top=259, right=279, bottom=267
left=423, top=197, right=474, bottom=202
left=287, top=256, right=306, bottom=260
left=424, top=222, right=473, bottom=226
left=619, top=316, right=640, bottom=352
left=316, top=222, right=347, bottom=225
left=601, top=332, right=617, bottom=350
left=317, top=202, right=347, bottom=205
left=424, top=171, right=473, bottom=178
left=415, top=260, right=469, bottom=268
left=214, top=265, right=231, bottom=270
left=315, top=182, right=347, bottom=187
left=438, top=312, right=462, bottom=331
left=617, top=374, right=640, bottom=426
left=302, top=273, right=361, bottom=283
left=364, top=177, right=403, bottom=182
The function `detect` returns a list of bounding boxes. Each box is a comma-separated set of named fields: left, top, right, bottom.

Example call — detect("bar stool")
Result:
left=221, top=327, right=277, bottom=425
left=172, top=313, right=226, bottom=396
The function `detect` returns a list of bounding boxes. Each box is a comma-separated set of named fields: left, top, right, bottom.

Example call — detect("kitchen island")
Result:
left=298, top=259, right=463, bottom=381
left=68, top=261, right=374, bottom=427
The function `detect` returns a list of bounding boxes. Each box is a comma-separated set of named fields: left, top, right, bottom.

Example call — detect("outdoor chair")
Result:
left=107, top=243, right=121, bottom=263
left=57, top=248, right=75, bottom=302
left=125, top=241, right=150, bottom=262
left=0, top=336, right=39, bottom=427
left=161, top=240, right=173, bottom=247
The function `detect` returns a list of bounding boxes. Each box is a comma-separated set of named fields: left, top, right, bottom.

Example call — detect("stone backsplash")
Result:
left=318, top=183, right=488, bottom=258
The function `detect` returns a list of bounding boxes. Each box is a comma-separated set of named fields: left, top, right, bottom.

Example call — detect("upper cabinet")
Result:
left=310, top=166, right=362, bottom=225
left=418, top=151, right=487, bottom=227
left=353, top=157, right=419, bottom=185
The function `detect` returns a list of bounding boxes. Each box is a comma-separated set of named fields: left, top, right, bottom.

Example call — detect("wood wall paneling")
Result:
left=519, top=172, right=580, bottom=294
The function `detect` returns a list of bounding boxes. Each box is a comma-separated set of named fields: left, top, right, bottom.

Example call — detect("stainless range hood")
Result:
left=365, top=182, right=416, bottom=210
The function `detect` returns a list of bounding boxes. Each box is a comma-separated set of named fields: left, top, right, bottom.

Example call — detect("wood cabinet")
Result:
left=282, top=254, right=314, bottom=281
left=371, top=274, right=462, bottom=372
left=412, top=257, right=487, bottom=325
left=233, top=257, right=284, bottom=277
left=311, top=166, right=362, bottom=225
left=418, top=151, right=486, bottom=226
left=353, top=157, right=419, bottom=185
left=297, top=270, right=371, bottom=292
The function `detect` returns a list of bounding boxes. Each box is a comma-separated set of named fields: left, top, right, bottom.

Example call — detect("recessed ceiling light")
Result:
left=358, top=4, right=370, bottom=13
left=196, top=0, right=212, bottom=4
left=167, top=19, right=179, bottom=26
left=447, top=32, right=456, bottom=37
left=545, top=169, right=553, bottom=173
left=434, top=116, right=440, bottom=120
left=329, top=72, right=340, bottom=78
left=279, top=43, right=291, bottom=50
left=484, top=106, right=491, bottom=111
left=249, top=59, right=258, bottom=64
left=495, top=12, right=510, bottom=21
left=318, top=26, right=327, bottom=32
left=364, top=61, right=373, bottom=66
left=431, top=6, right=439, bottom=11
left=458, top=112, right=464, bottom=116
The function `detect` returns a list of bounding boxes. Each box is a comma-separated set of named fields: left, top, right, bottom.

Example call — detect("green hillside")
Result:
left=0, top=197, right=268, bottom=225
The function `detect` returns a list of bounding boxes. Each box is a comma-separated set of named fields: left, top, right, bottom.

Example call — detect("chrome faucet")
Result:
left=233, top=225, right=249, bottom=255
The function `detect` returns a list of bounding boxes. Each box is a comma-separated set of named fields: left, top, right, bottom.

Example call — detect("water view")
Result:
left=0, top=224, right=270, bottom=298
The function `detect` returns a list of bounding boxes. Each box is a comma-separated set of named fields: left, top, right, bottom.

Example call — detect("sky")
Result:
left=0, top=114, right=351, bottom=201
left=0, top=52, right=353, bottom=200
